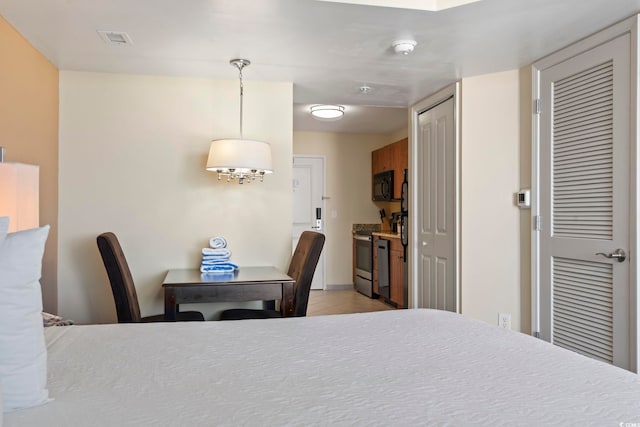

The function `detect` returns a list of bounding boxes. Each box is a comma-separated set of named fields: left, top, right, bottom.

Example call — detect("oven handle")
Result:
left=353, top=235, right=372, bottom=241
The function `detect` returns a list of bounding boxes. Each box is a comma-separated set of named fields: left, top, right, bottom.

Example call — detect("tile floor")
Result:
left=306, top=289, right=394, bottom=316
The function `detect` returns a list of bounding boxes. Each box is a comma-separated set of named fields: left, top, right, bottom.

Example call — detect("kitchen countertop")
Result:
left=372, top=231, right=401, bottom=239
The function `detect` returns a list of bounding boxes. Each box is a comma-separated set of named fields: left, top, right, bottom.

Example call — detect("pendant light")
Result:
left=206, top=59, right=273, bottom=184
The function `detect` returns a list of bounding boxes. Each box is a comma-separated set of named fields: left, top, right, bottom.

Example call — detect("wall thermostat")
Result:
left=517, top=189, right=531, bottom=208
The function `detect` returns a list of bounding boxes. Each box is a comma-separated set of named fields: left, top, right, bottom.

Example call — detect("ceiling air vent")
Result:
left=97, top=30, right=133, bottom=46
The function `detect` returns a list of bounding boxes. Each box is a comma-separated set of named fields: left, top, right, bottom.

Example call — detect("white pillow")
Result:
left=0, top=224, right=50, bottom=412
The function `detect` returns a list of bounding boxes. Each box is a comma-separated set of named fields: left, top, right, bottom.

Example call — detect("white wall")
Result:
left=460, top=69, right=526, bottom=331
left=58, top=71, right=293, bottom=323
left=293, top=131, right=391, bottom=286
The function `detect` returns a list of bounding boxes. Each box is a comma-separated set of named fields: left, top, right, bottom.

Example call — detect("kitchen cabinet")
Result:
left=372, top=143, right=394, bottom=174
left=389, top=238, right=405, bottom=308
left=371, top=137, right=408, bottom=200
left=372, top=233, right=405, bottom=308
left=393, top=138, right=408, bottom=199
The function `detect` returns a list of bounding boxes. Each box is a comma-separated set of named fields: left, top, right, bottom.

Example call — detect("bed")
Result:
left=4, top=309, right=640, bottom=426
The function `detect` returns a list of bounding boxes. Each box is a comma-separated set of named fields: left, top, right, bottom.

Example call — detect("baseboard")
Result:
left=324, top=284, right=355, bottom=291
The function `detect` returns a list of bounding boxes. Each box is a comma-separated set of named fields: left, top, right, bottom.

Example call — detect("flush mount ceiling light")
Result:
left=310, top=105, right=345, bottom=120
left=206, top=59, right=273, bottom=184
left=392, top=39, right=417, bottom=55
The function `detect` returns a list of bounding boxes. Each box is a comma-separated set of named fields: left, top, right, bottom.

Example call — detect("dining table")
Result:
left=162, top=266, right=295, bottom=320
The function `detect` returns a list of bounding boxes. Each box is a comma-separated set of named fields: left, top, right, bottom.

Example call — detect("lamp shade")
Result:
left=206, top=139, right=273, bottom=174
left=0, top=163, right=39, bottom=232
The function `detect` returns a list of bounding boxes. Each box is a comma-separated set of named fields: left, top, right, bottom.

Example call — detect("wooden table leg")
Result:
left=164, top=288, right=177, bottom=321
left=280, top=282, right=295, bottom=317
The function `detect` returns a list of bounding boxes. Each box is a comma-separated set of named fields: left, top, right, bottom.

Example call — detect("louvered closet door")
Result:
left=539, top=34, right=630, bottom=369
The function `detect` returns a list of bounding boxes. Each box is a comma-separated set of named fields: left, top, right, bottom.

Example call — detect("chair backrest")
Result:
left=286, top=231, right=325, bottom=317
left=96, top=232, right=142, bottom=323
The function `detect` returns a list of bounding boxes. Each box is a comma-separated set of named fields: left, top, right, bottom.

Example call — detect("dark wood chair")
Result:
left=97, top=232, right=204, bottom=323
left=219, top=231, right=325, bottom=320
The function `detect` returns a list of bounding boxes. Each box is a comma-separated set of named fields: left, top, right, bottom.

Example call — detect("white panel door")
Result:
left=538, top=34, right=630, bottom=369
left=292, top=156, right=325, bottom=290
left=417, top=97, right=456, bottom=311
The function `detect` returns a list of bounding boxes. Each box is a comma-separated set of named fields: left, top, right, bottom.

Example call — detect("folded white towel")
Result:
left=200, top=262, right=238, bottom=273
left=201, top=258, right=231, bottom=265
left=209, top=236, right=227, bottom=249
left=202, top=248, right=232, bottom=257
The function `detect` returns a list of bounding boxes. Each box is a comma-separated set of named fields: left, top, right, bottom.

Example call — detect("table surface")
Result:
left=162, top=266, right=294, bottom=287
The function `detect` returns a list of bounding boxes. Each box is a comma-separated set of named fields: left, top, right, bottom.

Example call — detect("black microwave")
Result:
left=373, top=170, right=394, bottom=201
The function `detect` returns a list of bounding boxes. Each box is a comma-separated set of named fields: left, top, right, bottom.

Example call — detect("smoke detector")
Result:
left=392, top=39, right=417, bottom=55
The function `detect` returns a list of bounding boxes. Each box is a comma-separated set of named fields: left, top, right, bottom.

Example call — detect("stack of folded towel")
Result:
left=200, top=236, right=239, bottom=273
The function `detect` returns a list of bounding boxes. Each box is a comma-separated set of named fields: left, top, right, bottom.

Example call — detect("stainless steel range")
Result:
left=354, top=231, right=374, bottom=297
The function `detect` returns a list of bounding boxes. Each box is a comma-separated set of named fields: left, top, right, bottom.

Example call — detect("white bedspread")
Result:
left=4, top=309, right=640, bottom=426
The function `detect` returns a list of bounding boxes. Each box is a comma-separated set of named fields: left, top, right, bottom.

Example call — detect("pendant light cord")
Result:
left=238, top=63, right=244, bottom=139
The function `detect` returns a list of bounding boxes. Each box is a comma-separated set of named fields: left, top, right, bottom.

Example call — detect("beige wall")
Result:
left=0, top=15, right=59, bottom=313
left=59, top=71, right=293, bottom=323
left=387, top=126, right=409, bottom=142
left=460, top=69, right=530, bottom=332
left=293, top=131, right=393, bottom=286
left=519, top=66, right=532, bottom=334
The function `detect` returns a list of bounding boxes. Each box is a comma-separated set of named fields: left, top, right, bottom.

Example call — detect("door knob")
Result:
left=596, top=248, right=626, bottom=262
left=422, top=241, right=428, bottom=246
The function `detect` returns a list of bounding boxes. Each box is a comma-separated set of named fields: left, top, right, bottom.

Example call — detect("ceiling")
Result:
left=1, top=0, right=639, bottom=134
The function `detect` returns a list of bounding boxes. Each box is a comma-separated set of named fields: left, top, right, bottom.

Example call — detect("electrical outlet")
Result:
left=498, top=313, right=511, bottom=330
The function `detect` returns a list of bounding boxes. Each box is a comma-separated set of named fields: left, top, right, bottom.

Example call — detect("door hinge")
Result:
left=534, top=215, right=542, bottom=231
left=534, top=98, right=541, bottom=115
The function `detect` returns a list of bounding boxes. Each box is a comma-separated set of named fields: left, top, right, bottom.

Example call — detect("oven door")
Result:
left=354, top=235, right=372, bottom=280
